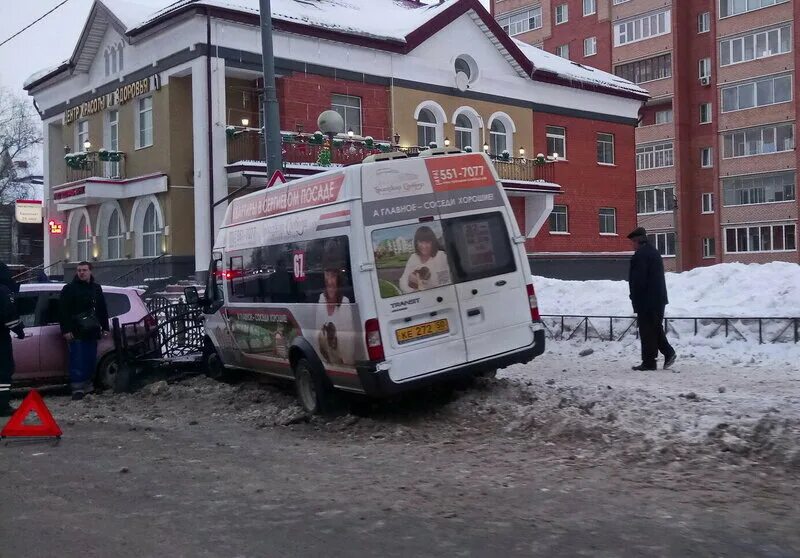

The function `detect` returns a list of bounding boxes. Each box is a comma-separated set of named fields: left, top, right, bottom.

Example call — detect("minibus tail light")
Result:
left=526, top=283, right=541, bottom=322
left=365, top=319, right=385, bottom=361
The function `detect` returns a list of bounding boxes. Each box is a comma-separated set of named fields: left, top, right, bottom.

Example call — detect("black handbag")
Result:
left=74, top=298, right=101, bottom=337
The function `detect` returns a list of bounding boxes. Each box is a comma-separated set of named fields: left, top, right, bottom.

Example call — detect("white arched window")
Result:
left=110, top=46, right=117, bottom=74
left=107, top=209, right=124, bottom=260
left=142, top=203, right=162, bottom=258
left=76, top=215, right=91, bottom=262
left=452, top=107, right=482, bottom=151
left=117, top=43, right=124, bottom=72
left=487, top=112, right=516, bottom=157
left=417, top=108, right=437, bottom=148
left=455, top=114, right=473, bottom=150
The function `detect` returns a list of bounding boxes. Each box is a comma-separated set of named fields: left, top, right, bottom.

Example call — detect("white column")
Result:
left=42, top=117, right=65, bottom=269
left=210, top=56, right=228, bottom=235
left=42, top=121, right=51, bottom=268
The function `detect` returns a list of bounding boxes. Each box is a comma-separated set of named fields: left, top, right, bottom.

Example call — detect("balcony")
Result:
left=64, top=151, right=127, bottom=183
left=225, top=129, right=556, bottom=185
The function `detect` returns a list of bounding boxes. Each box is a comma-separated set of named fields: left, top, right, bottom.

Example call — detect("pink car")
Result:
left=11, top=283, right=153, bottom=389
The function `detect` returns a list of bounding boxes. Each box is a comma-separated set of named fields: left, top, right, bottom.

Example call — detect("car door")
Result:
left=36, top=293, right=69, bottom=379
left=9, top=291, right=43, bottom=382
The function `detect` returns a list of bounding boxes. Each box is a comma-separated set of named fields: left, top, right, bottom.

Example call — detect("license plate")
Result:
left=395, top=319, right=450, bottom=344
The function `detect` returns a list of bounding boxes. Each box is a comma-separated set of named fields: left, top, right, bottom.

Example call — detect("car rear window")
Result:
left=104, top=293, right=132, bottom=317
left=441, top=212, right=516, bottom=283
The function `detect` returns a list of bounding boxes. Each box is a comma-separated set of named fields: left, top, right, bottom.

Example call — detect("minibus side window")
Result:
left=441, top=212, right=516, bottom=283
left=206, top=257, right=222, bottom=302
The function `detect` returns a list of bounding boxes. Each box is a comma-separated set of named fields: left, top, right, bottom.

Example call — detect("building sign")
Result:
left=54, top=186, right=86, bottom=201
left=48, top=220, right=63, bottom=235
left=15, top=200, right=43, bottom=224
left=64, top=75, right=161, bottom=124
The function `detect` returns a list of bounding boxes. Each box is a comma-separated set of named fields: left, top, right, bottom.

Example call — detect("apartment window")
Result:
left=722, top=171, right=796, bottom=206
left=699, top=57, right=712, bottom=79
left=331, top=94, right=362, bottom=136
left=583, top=0, right=596, bottom=16
left=614, top=54, right=671, bottom=84
left=454, top=114, right=474, bottom=151
left=725, top=224, right=796, bottom=253
left=613, top=0, right=631, bottom=4
left=142, top=202, right=163, bottom=258
left=722, top=123, right=794, bottom=158
left=700, top=103, right=713, bottom=124
left=584, top=37, right=597, bottom=57
left=549, top=205, right=568, bottom=233
left=637, top=186, right=675, bottom=214
left=647, top=232, right=676, bottom=257
left=489, top=119, right=508, bottom=155
left=636, top=142, right=674, bottom=170
left=555, top=4, right=568, bottom=24
left=614, top=10, right=671, bottom=46
left=701, top=147, right=714, bottom=168
left=721, top=74, right=792, bottom=112
left=719, top=25, right=791, bottom=67
left=655, top=109, right=673, bottom=124
left=599, top=208, right=617, bottom=234
left=417, top=108, right=438, bottom=147
left=720, top=0, right=790, bottom=18
left=698, top=12, right=710, bottom=33
left=555, top=44, right=570, bottom=59
left=106, top=209, right=124, bottom=261
left=76, top=120, right=89, bottom=152
left=497, top=7, right=543, bottom=36
left=76, top=214, right=90, bottom=262
left=137, top=96, right=153, bottom=149
left=597, top=133, right=615, bottom=164
left=703, top=237, right=716, bottom=258
left=702, top=193, right=714, bottom=214
left=546, top=126, right=566, bottom=159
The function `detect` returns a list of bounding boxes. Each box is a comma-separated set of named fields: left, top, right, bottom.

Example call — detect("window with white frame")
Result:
left=490, top=119, right=508, bottom=156
left=721, top=74, right=792, bottom=112
left=76, top=120, right=89, bottom=152
left=555, top=44, right=570, bottom=59
left=720, top=0, right=789, bottom=18
left=549, top=205, right=568, bottom=233
left=142, top=202, right=163, bottom=258
left=702, top=193, right=714, bottom=213
left=76, top=214, right=90, bottom=262
left=700, top=103, right=713, bottom=123
left=106, top=209, right=124, bottom=260
left=703, top=237, right=716, bottom=258
left=614, top=54, right=671, bottom=84
left=614, top=10, right=671, bottom=46
left=647, top=232, right=676, bottom=256
left=555, top=4, right=568, bottom=24
left=497, top=7, right=543, bottom=36
left=719, top=24, right=791, bottom=67
left=655, top=109, right=673, bottom=124
left=722, top=122, right=794, bottom=158
left=597, top=133, right=614, bottom=164
left=417, top=108, right=438, bottom=147
left=331, top=94, right=362, bottom=136
left=583, top=0, right=596, bottom=16
left=636, top=142, right=674, bottom=170
left=454, top=113, right=473, bottom=151
left=637, top=186, right=675, bottom=214
left=725, top=223, right=796, bottom=253
left=584, top=37, right=597, bottom=57
left=698, top=12, right=710, bottom=33
left=599, top=208, right=617, bottom=234
left=701, top=147, right=713, bottom=168
left=699, top=57, right=712, bottom=79
left=613, top=0, right=630, bottom=4
left=106, top=110, right=120, bottom=177
left=722, top=171, right=796, bottom=206
left=546, top=126, right=566, bottom=159
left=137, top=96, right=153, bottom=149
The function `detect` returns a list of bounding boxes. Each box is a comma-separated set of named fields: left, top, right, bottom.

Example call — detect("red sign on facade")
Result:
left=48, top=220, right=64, bottom=234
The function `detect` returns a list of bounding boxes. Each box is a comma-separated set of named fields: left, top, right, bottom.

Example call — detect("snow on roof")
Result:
left=513, top=38, right=648, bottom=97
left=101, top=0, right=176, bottom=29
left=23, top=60, right=70, bottom=89
left=133, top=0, right=453, bottom=42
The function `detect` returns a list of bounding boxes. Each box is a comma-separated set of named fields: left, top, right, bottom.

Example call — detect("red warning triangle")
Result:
left=1, top=390, right=62, bottom=438
left=267, top=170, right=286, bottom=188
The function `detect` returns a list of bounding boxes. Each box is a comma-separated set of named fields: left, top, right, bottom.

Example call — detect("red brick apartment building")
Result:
left=492, top=0, right=800, bottom=270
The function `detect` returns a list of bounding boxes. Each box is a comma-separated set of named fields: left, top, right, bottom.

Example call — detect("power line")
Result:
left=0, top=0, right=71, bottom=48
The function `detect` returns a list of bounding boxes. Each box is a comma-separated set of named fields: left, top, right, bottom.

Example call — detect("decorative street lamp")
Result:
left=393, top=131, right=401, bottom=145
left=444, top=137, right=451, bottom=147
left=241, top=118, right=250, bottom=127
left=483, top=142, right=489, bottom=153
left=518, top=147, right=526, bottom=158
left=83, top=141, right=91, bottom=151
left=347, top=128, right=354, bottom=139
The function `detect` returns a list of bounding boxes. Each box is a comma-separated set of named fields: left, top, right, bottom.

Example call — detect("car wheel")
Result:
left=95, top=353, right=119, bottom=391
left=476, top=368, right=498, bottom=379
left=294, top=358, right=339, bottom=415
left=203, top=340, right=234, bottom=382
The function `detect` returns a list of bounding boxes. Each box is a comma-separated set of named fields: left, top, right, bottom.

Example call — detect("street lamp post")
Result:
left=259, top=0, right=283, bottom=176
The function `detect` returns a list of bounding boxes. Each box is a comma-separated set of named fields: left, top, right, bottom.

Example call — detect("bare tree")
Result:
left=0, top=88, right=42, bottom=203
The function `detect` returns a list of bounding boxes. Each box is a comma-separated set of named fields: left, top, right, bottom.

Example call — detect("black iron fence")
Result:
left=542, top=315, right=800, bottom=344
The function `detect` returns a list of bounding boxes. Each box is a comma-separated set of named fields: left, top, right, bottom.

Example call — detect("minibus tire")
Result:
left=203, top=341, right=234, bottom=382
left=476, top=369, right=498, bottom=379
left=294, top=358, right=338, bottom=415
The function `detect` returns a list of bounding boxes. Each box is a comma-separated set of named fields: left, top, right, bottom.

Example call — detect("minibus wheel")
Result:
left=203, top=340, right=233, bottom=382
left=294, top=358, right=337, bottom=415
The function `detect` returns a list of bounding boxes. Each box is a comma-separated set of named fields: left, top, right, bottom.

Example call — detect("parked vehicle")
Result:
left=11, top=284, right=153, bottom=388
left=188, top=149, right=546, bottom=413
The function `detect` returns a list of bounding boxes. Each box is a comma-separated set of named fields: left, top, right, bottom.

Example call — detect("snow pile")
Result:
left=534, top=262, right=800, bottom=318
left=23, top=60, right=69, bottom=89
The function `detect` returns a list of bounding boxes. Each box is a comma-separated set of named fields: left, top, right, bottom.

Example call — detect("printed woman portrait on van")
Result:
left=372, top=223, right=452, bottom=297
left=315, top=243, right=355, bottom=366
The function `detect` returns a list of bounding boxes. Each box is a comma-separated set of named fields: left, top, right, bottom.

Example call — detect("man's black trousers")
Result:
left=637, top=309, right=674, bottom=368
left=0, top=333, right=13, bottom=408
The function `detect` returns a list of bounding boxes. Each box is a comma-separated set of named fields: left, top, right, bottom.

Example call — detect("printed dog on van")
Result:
left=411, top=266, right=431, bottom=290
left=318, top=322, right=344, bottom=364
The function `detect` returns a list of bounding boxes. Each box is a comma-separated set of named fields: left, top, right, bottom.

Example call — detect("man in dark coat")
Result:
left=627, top=227, right=676, bottom=371
left=0, top=262, right=25, bottom=416
left=59, top=261, right=110, bottom=400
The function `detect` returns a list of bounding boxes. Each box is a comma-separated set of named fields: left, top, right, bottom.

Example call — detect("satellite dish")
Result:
left=455, top=71, right=469, bottom=92
left=317, top=110, right=344, bottom=136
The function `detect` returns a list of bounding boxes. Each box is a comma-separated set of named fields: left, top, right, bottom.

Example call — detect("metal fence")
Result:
left=541, top=315, right=800, bottom=345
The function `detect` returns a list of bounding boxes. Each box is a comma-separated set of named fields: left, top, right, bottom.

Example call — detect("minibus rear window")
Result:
left=441, top=212, right=516, bottom=283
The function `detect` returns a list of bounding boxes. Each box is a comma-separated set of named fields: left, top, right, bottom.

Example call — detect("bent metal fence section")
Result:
left=541, top=315, right=800, bottom=345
